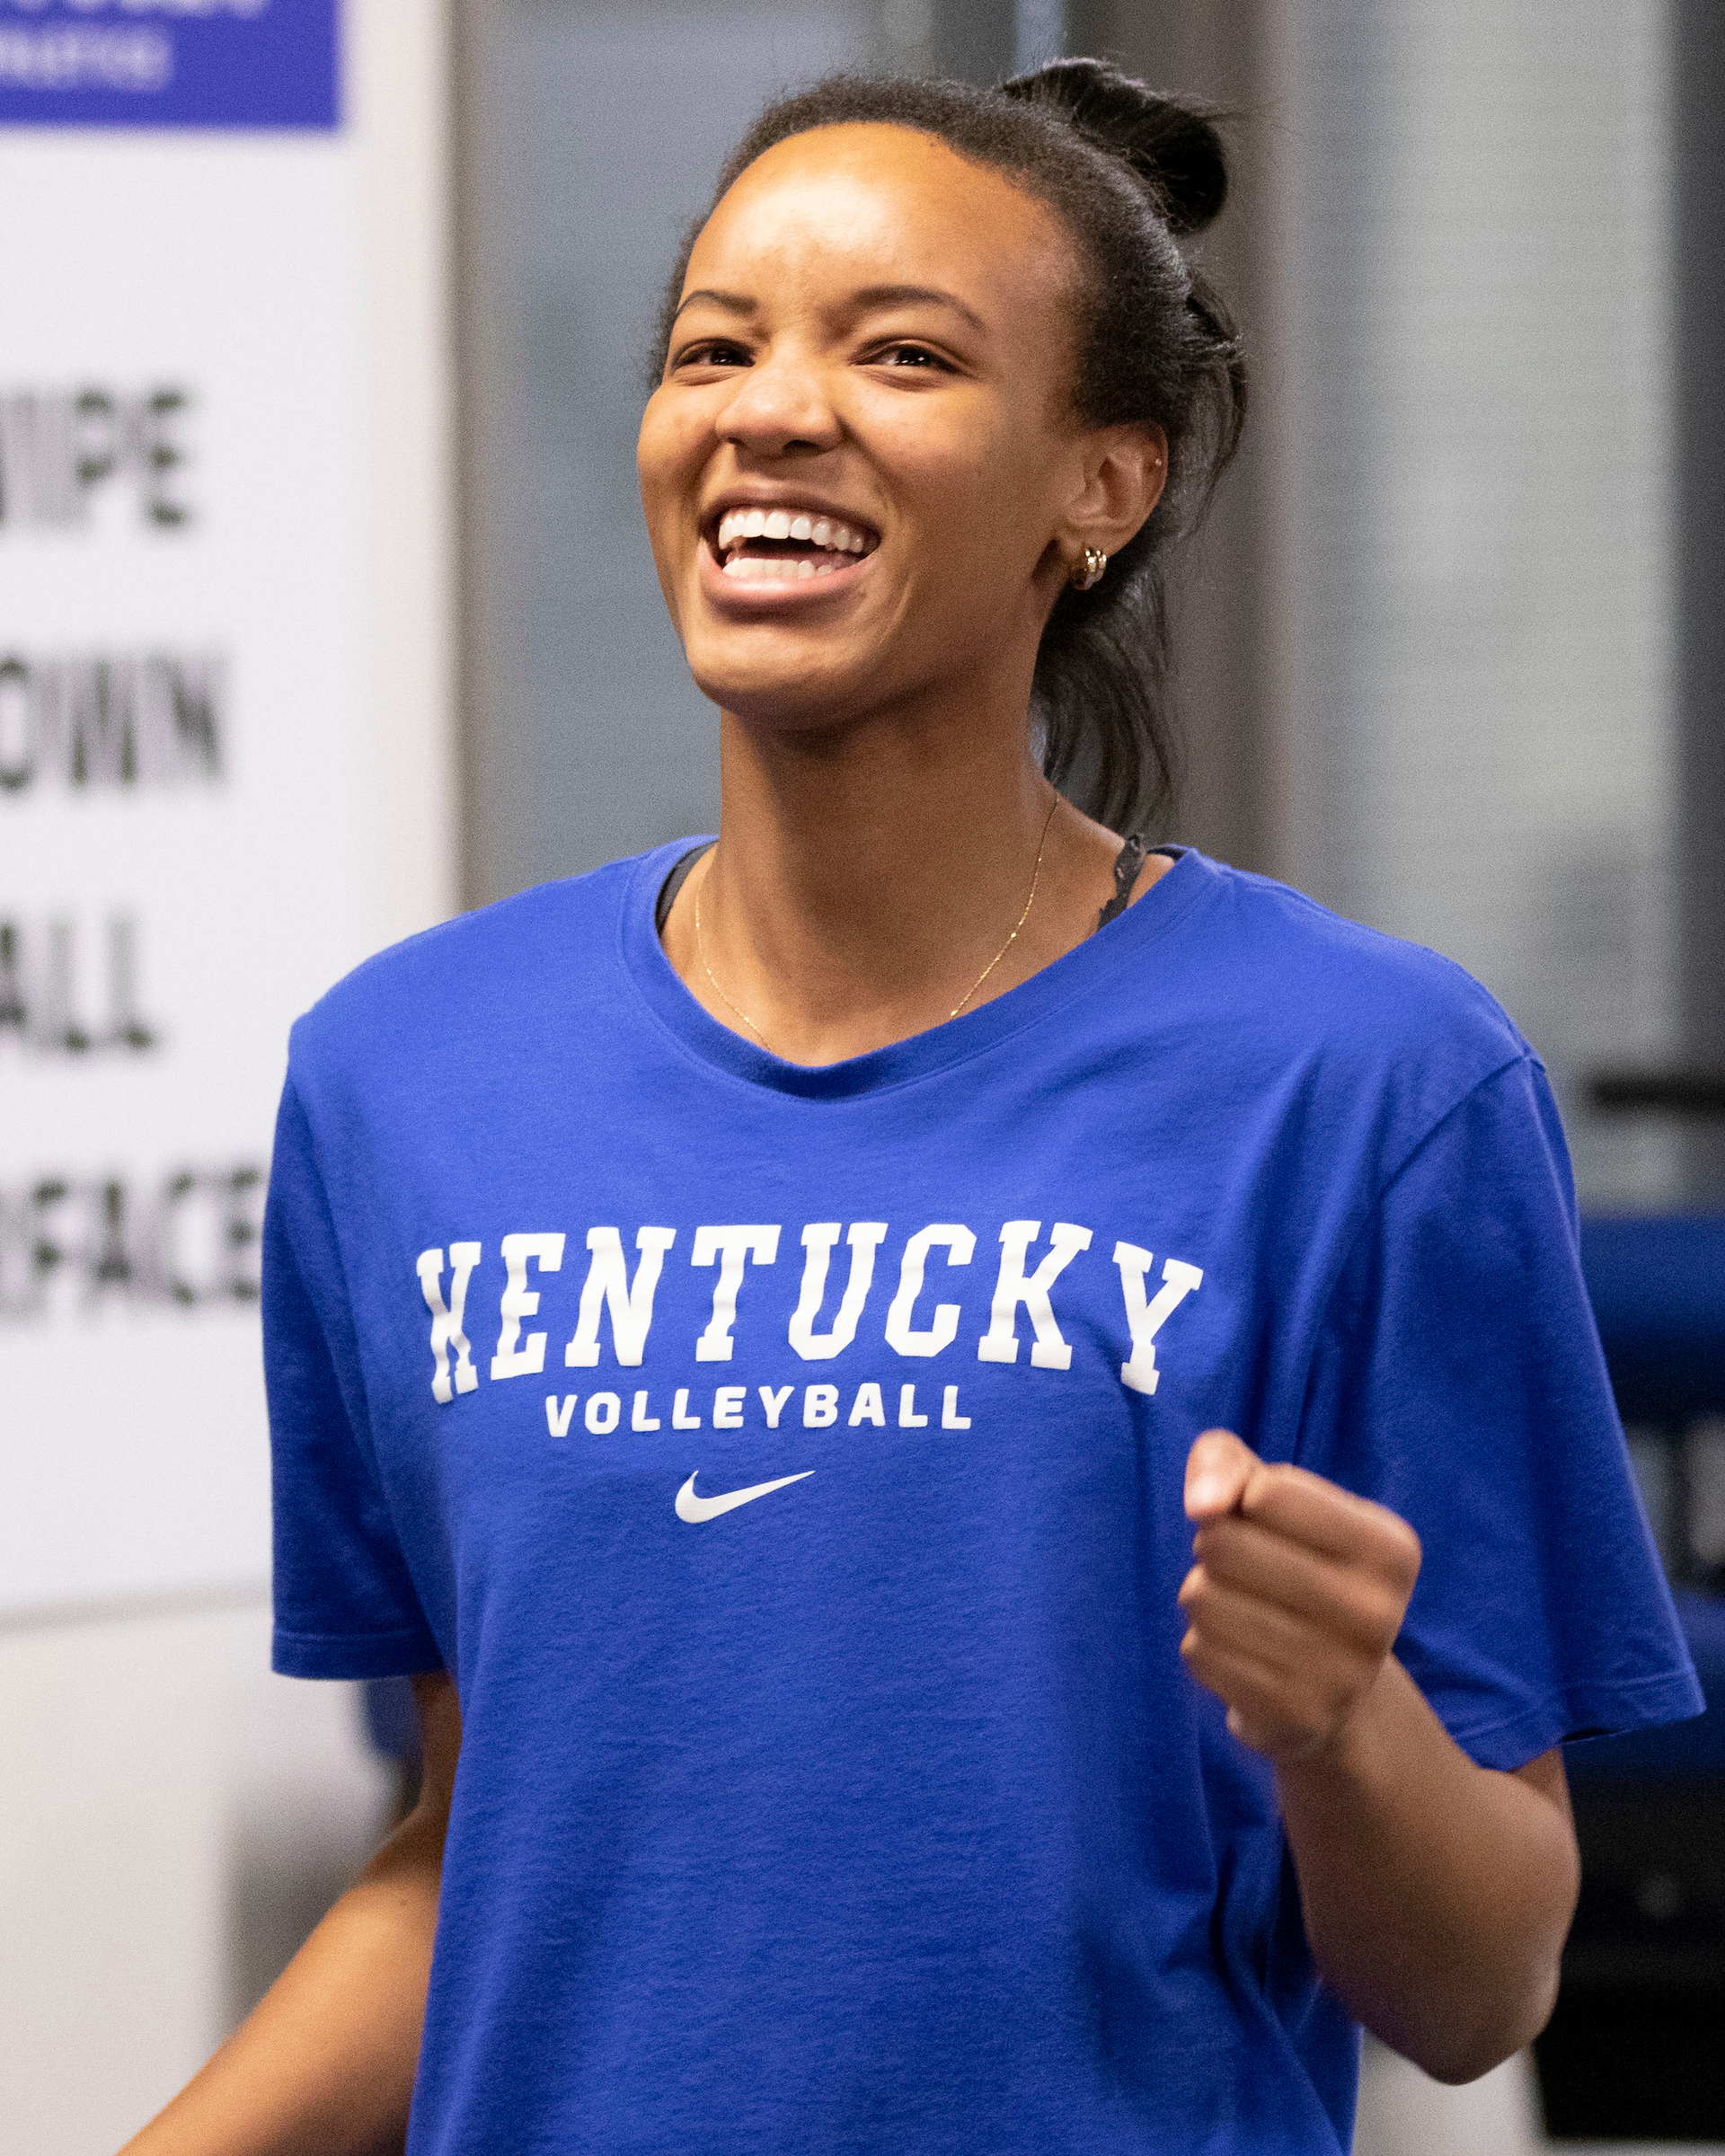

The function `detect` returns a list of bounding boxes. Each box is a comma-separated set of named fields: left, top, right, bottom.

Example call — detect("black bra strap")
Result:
left=662, top=832, right=1154, bottom=944
left=1097, top=834, right=1147, bottom=930
left=655, top=841, right=715, bottom=938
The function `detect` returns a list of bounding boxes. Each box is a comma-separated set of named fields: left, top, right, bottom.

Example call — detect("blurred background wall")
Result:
left=1277, top=0, right=1679, bottom=1210
left=4, top=0, right=1721, bottom=2148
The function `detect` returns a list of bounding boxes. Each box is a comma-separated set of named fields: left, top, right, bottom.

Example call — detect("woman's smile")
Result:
left=698, top=496, right=880, bottom=607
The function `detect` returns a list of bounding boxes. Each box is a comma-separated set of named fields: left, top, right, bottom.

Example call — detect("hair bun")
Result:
left=1002, top=58, right=1228, bottom=237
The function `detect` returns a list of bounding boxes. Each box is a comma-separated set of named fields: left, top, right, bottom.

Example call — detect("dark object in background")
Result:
left=1587, top=1068, right=1725, bottom=1118
left=1537, top=1984, right=1725, bottom=2143
left=1535, top=1217, right=1725, bottom=2140
left=1540, top=1593, right=1725, bottom=2140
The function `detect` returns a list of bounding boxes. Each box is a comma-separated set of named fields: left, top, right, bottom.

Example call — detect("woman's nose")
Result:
left=715, top=349, right=842, bottom=457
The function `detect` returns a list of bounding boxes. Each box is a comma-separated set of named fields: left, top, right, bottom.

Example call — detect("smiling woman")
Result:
left=124, top=57, right=1701, bottom=2156
left=634, top=79, right=1235, bottom=1064
left=648, top=71, right=1243, bottom=843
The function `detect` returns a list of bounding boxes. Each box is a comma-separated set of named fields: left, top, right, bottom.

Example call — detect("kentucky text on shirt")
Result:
left=415, top=1221, right=1204, bottom=1416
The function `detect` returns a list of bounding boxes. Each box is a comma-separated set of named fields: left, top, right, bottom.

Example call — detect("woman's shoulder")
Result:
left=1154, top=853, right=1537, bottom=1147
left=284, top=845, right=663, bottom=1087
left=1180, top=853, right=1524, bottom=1046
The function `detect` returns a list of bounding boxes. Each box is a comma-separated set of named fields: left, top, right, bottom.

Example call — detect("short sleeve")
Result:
left=264, top=1071, right=445, bottom=1680
left=1296, top=1054, right=1702, bottom=1771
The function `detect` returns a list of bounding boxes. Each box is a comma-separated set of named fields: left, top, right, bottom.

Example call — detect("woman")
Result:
left=128, top=63, right=1697, bottom=2156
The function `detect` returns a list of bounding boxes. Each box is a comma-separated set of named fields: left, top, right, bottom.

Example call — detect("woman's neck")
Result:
left=662, top=689, right=1162, bottom=1066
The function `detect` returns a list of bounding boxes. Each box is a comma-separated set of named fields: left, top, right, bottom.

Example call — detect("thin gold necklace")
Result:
left=692, top=793, right=1063, bottom=1054
left=694, top=856, right=771, bottom=1047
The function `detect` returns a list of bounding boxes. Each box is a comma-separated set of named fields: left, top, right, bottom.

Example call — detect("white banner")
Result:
left=0, top=0, right=453, bottom=1615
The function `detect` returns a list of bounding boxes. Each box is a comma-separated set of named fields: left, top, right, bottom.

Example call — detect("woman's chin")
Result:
left=685, top=640, right=881, bottom=730
left=695, top=672, right=868, bottom=733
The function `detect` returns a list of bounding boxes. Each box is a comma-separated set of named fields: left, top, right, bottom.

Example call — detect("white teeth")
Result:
left=712, top=505, right=877, bottom=561
left=720, top=552, right=850, bottom=582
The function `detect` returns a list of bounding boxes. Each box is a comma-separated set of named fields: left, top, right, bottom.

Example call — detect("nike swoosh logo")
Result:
left=675, top=1469, right=813, bottom=1523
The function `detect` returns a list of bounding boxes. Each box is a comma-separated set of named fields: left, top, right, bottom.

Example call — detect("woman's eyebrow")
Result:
left=672, top=283, right=987, bottom=332
left=673, top=288, right=756, bottom=322
left=846, top=283, right=986, bottom=332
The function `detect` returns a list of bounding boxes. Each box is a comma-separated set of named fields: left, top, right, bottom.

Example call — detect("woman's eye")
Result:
left=871, top=343, right=951, bottom=371
left=674, top=341, right=750, bottom=370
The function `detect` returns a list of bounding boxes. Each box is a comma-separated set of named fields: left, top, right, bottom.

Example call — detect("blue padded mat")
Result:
left=1579, top=1214, right=1725, bottom=1426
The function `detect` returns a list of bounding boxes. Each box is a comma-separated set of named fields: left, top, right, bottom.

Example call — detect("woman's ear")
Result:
left=1059, top=421, right=1168, bottom=570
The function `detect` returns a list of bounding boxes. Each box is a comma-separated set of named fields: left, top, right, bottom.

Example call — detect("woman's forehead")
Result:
left=686, top=123, right=1075, bottom=305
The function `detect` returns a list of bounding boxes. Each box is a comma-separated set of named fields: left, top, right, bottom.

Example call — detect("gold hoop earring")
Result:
left=1071, top=546, right=1107, bottom=591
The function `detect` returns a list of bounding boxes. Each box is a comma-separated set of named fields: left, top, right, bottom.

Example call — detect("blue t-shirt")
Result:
left=265, top=843, right=1699, bottom=2156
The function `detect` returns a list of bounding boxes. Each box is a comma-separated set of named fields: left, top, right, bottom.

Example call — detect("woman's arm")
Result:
left=1178, top=1431, right=1579, bottom=2085
left=120, top=1670, right=461, bottom=2156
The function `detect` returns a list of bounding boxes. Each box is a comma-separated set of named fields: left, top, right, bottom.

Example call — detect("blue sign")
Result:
left=0, top=0, right=339, bottom=131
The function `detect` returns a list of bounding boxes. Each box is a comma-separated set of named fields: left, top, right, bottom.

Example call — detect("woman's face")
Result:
left=638, top=123, right=1150, bottom=735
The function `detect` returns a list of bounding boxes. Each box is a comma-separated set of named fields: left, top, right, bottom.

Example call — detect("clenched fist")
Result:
left=1178, top=1428, right=1422, bottom=1763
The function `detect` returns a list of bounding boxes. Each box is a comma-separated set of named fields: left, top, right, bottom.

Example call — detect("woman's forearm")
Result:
left=1276, top=1656, right=1579, bottom=2083
left=121, top=1667, right=462, bottom=2156
left=119, top=1796, right=444, bottom=2156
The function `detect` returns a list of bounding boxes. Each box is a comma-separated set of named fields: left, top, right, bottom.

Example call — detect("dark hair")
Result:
left=652, top=61, right=1247, bottom=832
